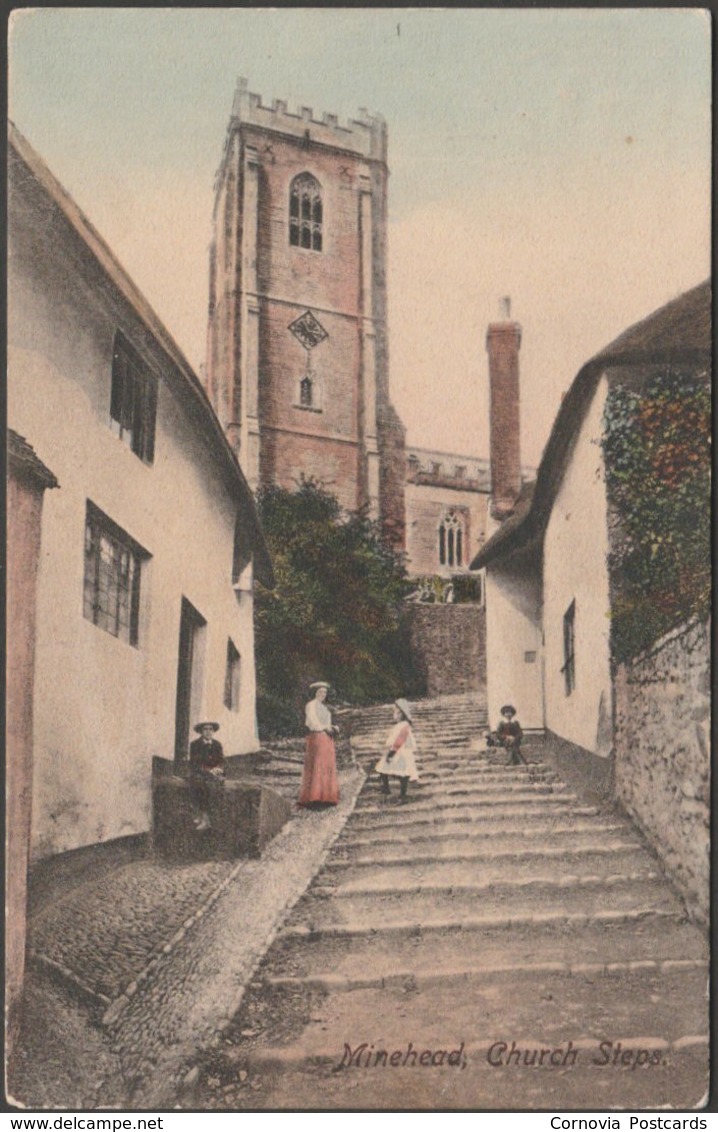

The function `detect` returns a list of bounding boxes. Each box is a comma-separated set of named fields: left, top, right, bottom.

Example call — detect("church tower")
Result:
left=205, top=78, right=405, bottom=549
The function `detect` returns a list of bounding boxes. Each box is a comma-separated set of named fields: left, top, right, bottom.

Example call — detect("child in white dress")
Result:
left=375, top=698, right=419, bottom=803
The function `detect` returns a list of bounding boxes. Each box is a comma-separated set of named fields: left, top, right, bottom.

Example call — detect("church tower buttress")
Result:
left=205, top=79, right=405, bottom=549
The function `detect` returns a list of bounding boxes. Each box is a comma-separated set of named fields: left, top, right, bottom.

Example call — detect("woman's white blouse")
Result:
left=305, top=698, right=332, bottom=731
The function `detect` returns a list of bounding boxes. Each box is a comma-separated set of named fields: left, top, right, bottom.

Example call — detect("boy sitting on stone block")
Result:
left=486, top=704, right=525, bottom=766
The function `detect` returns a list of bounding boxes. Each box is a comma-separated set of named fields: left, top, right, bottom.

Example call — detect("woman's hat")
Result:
left=500, top=704, right=517, bottom=716
left=309, top=681, right=330, bottom=690
left=194, top=721, right=220, bottom=733
left=395, top=698, right=413, bottom=723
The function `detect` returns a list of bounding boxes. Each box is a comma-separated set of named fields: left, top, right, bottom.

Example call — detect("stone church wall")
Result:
left=405, top=482, right=489, bottom=578
left=405, top=604, right=486, bottom=698
left=613, top=617, right=710, bottom=924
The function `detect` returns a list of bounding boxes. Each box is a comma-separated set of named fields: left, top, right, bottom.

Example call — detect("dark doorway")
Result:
left=175, top=597, right=206, bottom=763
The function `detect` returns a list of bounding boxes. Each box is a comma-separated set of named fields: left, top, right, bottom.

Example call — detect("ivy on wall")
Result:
left=601, top=367, right=710, bottom=662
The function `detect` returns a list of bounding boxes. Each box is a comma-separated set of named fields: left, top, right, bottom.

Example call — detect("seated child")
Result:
left=487, top=704, right=524, bottom=766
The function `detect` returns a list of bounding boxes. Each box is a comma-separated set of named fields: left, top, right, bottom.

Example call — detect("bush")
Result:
left=450, top=574, right=483, bottom=603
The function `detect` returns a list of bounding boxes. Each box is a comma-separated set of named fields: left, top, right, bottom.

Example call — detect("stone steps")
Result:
left=197, top=697, right=708, bottom=1111
left=228, top=1043, right=709, bottom=1111
left=356, top=783, right=569, bottom=807
left=355, top=792, right=582, bottom=819
left=348, top=802, right=603, bottom=832
left=238, top=966, right=708, bottom=1067
left=323, top=842, right=648, bottom=880
left=362, top=769, right=559, bottom=787
left=351, top=725, right=487, bottom=741
left=228, top=959, right=708, bottom=1110
left=288, top=875, right=679, bottom=927
left=336, top=821, right=633, bottom=855
left=278, top=908, right=686, bottom=945
left=415, top=764, right=556, bottom=780
left=265, top=909, right=706, bottom=982
left=263, top=956, right=709, bottom=995
left=344, top=696, right=486, bottom=721
left=324, top=868, right=665, bottom=897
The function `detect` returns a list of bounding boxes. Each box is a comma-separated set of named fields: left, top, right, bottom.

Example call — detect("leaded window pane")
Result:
left=83, top=503, right=147, bottom=646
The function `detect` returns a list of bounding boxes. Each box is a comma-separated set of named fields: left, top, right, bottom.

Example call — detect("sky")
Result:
left=8, top=8, right=711, bottom=465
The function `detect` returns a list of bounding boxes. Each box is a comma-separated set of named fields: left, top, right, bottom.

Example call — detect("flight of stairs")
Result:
left=201, top=696, right=709, bottom=1110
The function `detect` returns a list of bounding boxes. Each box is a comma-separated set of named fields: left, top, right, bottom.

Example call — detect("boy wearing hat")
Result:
left=189, top=721, right=225, bottom=831
left=492, top=704, right=524, bottom=765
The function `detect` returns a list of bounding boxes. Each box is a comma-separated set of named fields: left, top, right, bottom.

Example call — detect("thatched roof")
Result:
left=8, top=122, right=274, bottom=588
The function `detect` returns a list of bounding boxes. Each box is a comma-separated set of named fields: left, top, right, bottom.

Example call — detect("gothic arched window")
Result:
left=300, top=374, right=313, bottom=408
left=294, top=370, right=322, bottom=412
left=289, top=173, right=323, bottom=251
left=438, top=511, right=464, bottom=569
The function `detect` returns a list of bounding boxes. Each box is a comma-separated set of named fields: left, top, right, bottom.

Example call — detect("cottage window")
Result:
left=83, top=502, right=148, bottom=646
left=289, top=174, right=323, bottom=251
left=562, top=599, right=576, bottom=695
left=110, top=332, right=158, bottom=463
left=224, top=639, right=241, bottom=711
left=438, top=511, right=464, bottom=569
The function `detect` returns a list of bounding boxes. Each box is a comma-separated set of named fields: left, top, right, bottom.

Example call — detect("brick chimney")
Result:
left=487, top=296, right=522, bottom=521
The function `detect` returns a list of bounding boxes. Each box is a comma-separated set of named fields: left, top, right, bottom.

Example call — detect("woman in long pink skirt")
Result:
left=298, top=681, right=340, bottom=807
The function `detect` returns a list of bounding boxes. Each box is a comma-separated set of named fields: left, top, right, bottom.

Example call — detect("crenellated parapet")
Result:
left=406, top=446, right=536, bottom=494
left=406, top=448, right=491, bottom=493
left=225, top=76, right=388, bottom=163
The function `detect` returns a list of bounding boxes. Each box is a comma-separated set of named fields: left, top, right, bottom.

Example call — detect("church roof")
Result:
left=472, top=280, right=711, bottom=570
left=8, top=121, right=274, bottom=588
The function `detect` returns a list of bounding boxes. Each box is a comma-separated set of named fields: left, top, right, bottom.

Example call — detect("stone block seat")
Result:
left=151, top=755, right=292, bottom=862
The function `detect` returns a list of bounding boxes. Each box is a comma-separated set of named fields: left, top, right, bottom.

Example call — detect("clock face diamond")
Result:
left=288, top=310, right=328, bottom=350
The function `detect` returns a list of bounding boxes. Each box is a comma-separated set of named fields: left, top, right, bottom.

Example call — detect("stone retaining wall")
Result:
left=613, top=618, right=710, bottom=924
left=405, top=603, right=486, bottom=697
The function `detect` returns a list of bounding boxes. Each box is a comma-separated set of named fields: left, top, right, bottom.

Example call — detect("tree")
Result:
left=254, top=480, right=420, bottom=737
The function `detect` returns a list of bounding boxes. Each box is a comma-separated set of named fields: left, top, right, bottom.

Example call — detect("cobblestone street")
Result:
left=10, top=751, right=364, bottom=1110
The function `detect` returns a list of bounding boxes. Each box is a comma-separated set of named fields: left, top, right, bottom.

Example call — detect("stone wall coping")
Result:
left=618, top=616, right=709, bottom=670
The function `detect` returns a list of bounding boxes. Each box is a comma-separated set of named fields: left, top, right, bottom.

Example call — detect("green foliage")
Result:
left=254, top=480, right=421, bottom=738
left=602, top=367, right=710, bottom=661
left=450, top=573, right=483, bottom=603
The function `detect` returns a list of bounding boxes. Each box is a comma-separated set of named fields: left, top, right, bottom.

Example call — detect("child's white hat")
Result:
left=395, top=698, right=413, bottom=723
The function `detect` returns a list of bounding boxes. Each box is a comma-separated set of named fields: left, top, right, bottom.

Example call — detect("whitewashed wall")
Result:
left=484, top=558, right=543, bottom=731
left=542, top=376, right=613, bottom=756
left=9, top=190, right=260, bottom=860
